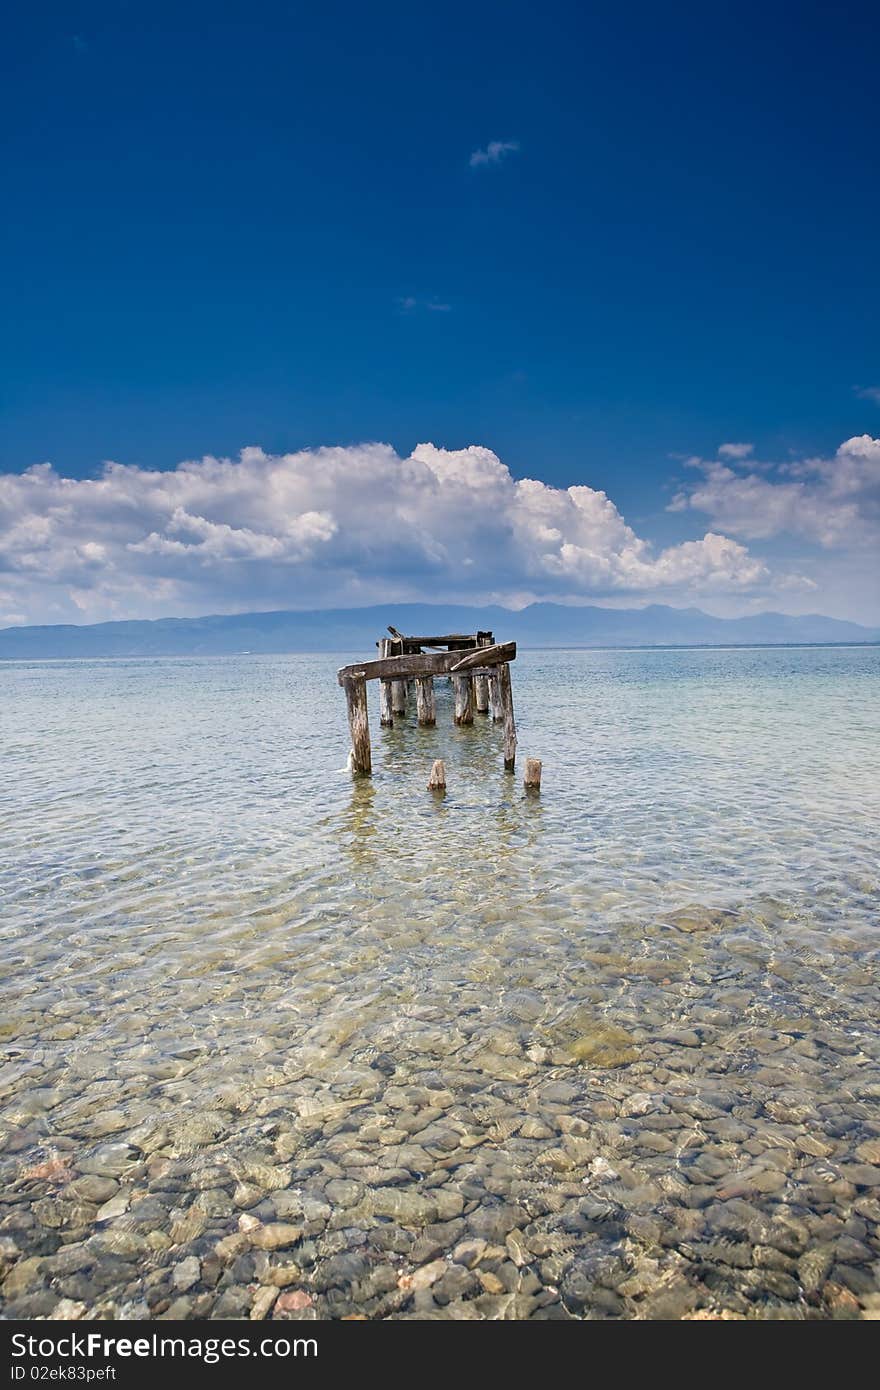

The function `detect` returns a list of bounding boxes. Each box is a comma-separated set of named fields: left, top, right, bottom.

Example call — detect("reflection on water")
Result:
left=1, top=647, right=878, bottom=1320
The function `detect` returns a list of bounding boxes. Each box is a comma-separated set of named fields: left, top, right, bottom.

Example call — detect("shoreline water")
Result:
left=2, top=646, right=878, bottom=1320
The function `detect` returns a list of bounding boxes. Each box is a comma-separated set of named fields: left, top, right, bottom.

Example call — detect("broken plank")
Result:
left=448, top=642, right=516, bottom=673
left=337, top=641, right=515, bottom=686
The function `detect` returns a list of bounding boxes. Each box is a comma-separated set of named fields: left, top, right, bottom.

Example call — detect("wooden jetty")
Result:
left=337, top=625, right=517, bottom=777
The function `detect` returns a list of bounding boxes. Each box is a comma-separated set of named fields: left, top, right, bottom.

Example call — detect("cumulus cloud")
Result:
left=670, top=434, right=880, bottom=548
left=0, top=442, right=779, bottom=625
left=718, top=442, right=754, bottom=459
left=469, top=139, right=519, bottom=168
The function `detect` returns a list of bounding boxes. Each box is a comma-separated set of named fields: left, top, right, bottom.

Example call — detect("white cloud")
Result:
left=0, top=442, right=781, bottom=625
left=718, top=442, right=754, bottom=459
left=854, top=385, right=880, bottom=404
left=469, top=140, right=519, bottom=168
left=672, top=434, right=880, bottom=548
left=397, top=296, right=451, bottom=314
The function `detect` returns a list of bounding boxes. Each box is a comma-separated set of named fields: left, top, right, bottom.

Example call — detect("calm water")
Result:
left=1, top=647, right=879, bottom=1320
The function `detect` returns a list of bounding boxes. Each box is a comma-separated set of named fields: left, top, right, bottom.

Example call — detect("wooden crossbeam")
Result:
left=448, top=644, right=512, bottom=672
left=384, top=626, right=493, bottom=648
left=337, top=641, right=515, bottom=686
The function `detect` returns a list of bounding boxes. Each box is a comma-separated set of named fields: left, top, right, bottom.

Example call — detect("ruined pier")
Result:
left=337, top=626, right=518, bottom=777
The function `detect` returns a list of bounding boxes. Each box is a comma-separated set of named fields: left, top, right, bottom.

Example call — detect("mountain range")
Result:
left=1, top=603, right=877, bottom=659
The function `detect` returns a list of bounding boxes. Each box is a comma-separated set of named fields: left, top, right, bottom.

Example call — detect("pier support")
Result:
left=524, top=757, right=542, bottom=792
left=452, top=673, right=474, bottom=725
left=475, top=634, right=491, bottom=714
left=415, top=676, right=436, bottom=726
left=378, top=639, right=394, bottom=726
left=474, top=672, right=489, bottom=714
left=498, top=663, right=516, bottom=770
left=343, top=675, right=372, bottom=776
left=427, top=758, right=446, bottom=791
left=488, top=670, right=502, bottom=722
left=391, top=680, right=407, bottom=716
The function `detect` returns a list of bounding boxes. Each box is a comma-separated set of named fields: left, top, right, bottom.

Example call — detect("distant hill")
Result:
left=0, top=603, right=877, bottom=659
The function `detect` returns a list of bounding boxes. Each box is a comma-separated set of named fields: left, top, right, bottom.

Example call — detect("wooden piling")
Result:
left=427, top=758, right=446, bottom=790
left=415, top=676, right=436, bottom=726
left=488, top=669, right=502, bottom=722
left=343, top=674, right=371, bottom=775
left=474, top=673, right=489, bottom=714
left=452, top=673, right=474, bottom=725
left=378, top=639, right=394, bottom=726
left=498, top=662, right=517, bottom=770
left=391, top=680, right=407, bottom=716
left=475, top=634, right=491, bottom=714
left=524, top=757, right=542, bottom=792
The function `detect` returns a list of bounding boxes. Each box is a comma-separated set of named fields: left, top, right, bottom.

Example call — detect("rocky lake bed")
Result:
left=2, top=648, right=878, bottom=1320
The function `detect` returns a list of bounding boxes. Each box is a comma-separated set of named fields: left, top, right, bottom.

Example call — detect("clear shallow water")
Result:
left=1, top=646, right=878, bottom=1320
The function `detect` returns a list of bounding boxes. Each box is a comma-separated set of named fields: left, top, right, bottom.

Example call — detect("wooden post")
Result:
left=474, top=672, right=489, bottom=714
left=474, top=634, right=490, bottom=714
left=415, top=676, right=436, bottom=726
left=378, top=639, right=394, bottom=727
left=524, top=757, right=542, bottom=792
left=391, top=680, right=407, bottom=716
left=343, top=675, right=371, bottom=775
left=498, top=663, right=516, bottom=771
left=427, top=758, right=446, bottom=791
left=452, top=673, right=474, bottom=725
left=488, top=670, right=502, bottom=722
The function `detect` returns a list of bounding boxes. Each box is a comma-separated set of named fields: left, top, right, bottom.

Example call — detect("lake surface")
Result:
left=1, top=646, right=879, bottom=1320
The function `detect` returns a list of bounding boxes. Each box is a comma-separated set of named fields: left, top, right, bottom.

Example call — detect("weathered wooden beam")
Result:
left=415, top=676, right=436, bottom=726
left=427, top=758, right=446, bottom=791
left=343, top=675, right=371, bottom=775
left=498, top=662, right=516, bottom=771
left=448, top=642, right=515, bottom=673
left=378, top=639, right=394, bottom=727
left=391, top=679, right=407, bottom=715
left=337, top=641, right=515, bottom=685
left=387, top=627, right=493, bottom=647
left=452, top=673, right=474, bottom=725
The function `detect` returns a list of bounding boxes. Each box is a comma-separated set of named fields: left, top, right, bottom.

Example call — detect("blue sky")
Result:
left=1, top=2, right=878, bottom=625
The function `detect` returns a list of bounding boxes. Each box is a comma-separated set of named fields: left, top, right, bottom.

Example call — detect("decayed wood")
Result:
left=378, top=639, right=394, bottom=726
left=488, top=669, right=502, bottom=721
left=427, top=758, right=446, bottom=790
left=498, top=662, right=517, bottom=770
left=337, top=641, right=515, bottom=686
left=448, top=642, right=515, bottom=673
left=524, top=757, right=542, bottom=791
left=473, top=635, right=490, bottom=713
left=343, top=675, right=371, bottom=775
left=452, top=673, right=474, bottom=725
left=391, top=680, right=407, bottom=715
left=388, top=626, right=493, bottom=647
left=415, top=676, right=436, bottom=726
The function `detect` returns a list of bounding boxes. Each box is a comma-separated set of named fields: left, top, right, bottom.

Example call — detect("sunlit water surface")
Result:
left=1, top=647, right=878, bottom=1320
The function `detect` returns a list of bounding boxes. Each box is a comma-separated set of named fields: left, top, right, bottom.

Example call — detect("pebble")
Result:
left=172, top=1256, right=200, bottom=1291
left=250, top=1224, right=304, bottom=1251
left=250, top=1286, right=278, bottom=1320
left=95, top=1194, right=129, bottom=1222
